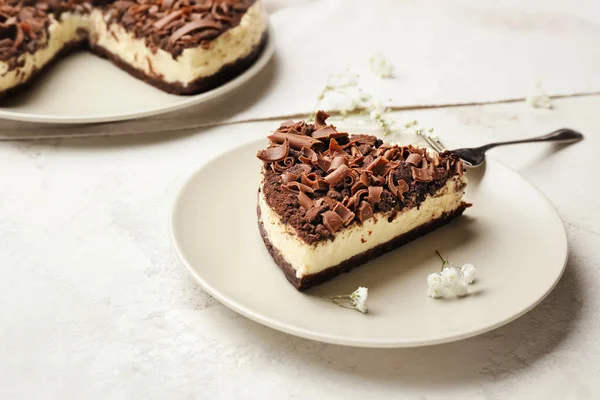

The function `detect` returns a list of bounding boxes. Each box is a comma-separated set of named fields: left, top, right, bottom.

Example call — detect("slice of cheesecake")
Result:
left=257, top=112, right=470, bottom=290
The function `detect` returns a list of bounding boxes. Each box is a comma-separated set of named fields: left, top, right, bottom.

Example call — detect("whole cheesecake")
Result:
left=0, top=0, right=267, bottom=97
left=257, top=112, right=470, bottom=290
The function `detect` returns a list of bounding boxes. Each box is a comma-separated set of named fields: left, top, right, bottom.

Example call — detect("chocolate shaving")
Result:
left=153, top=10, right=183, bottom=30
left=314, top=110, right=330, bottom=129
left=411, top=167, right=434, bottom=182
left=284, top=181, right=315, bottom=193
left=324, top=164, right=351, bottom=187
left=280, top=119, right=295, bottom=128
left=328, top=156, right=347, bottom=172
left=312, top=179, right=329, bottom=191
left=272, top=157, right=295, bottom=172
left=357, top=201, right=374, bottom=223
left=298, top=191, right=313, bottom=210
left=257, top=139, right=289, bottom=162
left=300, top=173, right=317, bottom=187
left=169, top=18, right=222, bottom=44
left=344, top=171, right=358, bottom=187
left=405, top=153, right=422, bottom=166
left=397, top=179, right=409, bottom=195
left=322, top=210, right=344, bottom=233
left=268, top=132, right=322, bottom=150
left=366, top=156, right=389, bottom=175
left=454, top=160, right=464, bottom=176
left=312, top=126, right=348, bottom=140
left=297, top=164, right=312, bottom=174
left=366, top=186, right=383, bottom=204
left=281, top=171, right=299, bottom=184
left=333, top=203, right=355, bottom=226
left=347, top=188, right=368, bottom=210
left=359, top=171, right=370, bottom=187
left=328, top=138, right=344, bottom=154
left=351, top=181, right=367, bottom=195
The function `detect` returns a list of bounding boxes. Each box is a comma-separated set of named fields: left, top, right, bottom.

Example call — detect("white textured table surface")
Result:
left=1, top=96, right=599, bottom=399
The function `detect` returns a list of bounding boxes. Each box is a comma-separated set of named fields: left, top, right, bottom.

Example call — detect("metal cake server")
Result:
left=418, top=128, right=584, bottom=167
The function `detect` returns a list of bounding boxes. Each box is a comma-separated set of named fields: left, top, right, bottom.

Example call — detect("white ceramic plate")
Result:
left=171, top=139, right=568, bottom=348
left=0, top=26, right=274, bottom=124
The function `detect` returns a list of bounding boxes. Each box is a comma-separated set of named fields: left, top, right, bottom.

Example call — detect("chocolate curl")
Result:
left=322, top=210, right=344, bottom=233
left=297, top=164, right=313, bottom=174
left=314, top=110, right=330, bottom=129
left=268, top=132, right=322, bottom=150
left=411, top=166, right=434, bottom=182
left=272, top=156, right=295, bottom=172
left=328, top=138, right=345, bottom=155
left=454, top=160, right=464, bottom=176
left=316, top=156, right=332, bottom=172
left=366, top=156, right=390, bottom=175
left=347, top=189, right=368, bottom=210
left=324, top=164, right=351, bottom=187
left=284, top=181, right=315, bottom=193
left=397, top=179, right=409, bottom=195
left=300, top=173, right=318, bottom=187
left=256, top=139, right=289, bottom=162
left=372, top=175, right=386, bottom=186
left=301, top=146, right=317, bottom=159
left=405, top=153, right=422, bottom=167
left=383, top=148, right=397, bottom=160
left=169, top=19, right=222, bottom=43
left=350, top=146, right=362, bottom=158
left=298, top=191, right=313, bottom=210
left=333, top=203, right=355, bottom=226
left=312, top=179, right=330, bottom=191
left=153, top=9, right=183, bottom=30
left=281, top=171, right=299, bottom=184
left=343, top=170, right=358, bottom=188
left=298, top=155, right=312, bottom=164
left=328, top=156, right=348, bottom=172
left=359, top=171, right=371, bottom=187
left=312, top=126, right=348, bottom=140
left=357, top=201, right=374, bottom=223
left=387, top=173, right=399, bottom=198
left=351, top=181, right=367, bottom=195
left=382, top=161, right=399, bottom=177
left=366, top=186, right=383, bottom=204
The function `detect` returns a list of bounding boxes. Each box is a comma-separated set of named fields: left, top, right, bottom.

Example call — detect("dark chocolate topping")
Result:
left=1, top=0, right=257, bottom=66
left=103, top=0, right=257, bottom=58
left=258, top=112, right=466, bottom=243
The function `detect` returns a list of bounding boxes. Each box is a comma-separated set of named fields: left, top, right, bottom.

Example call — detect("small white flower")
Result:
left=440, top=266, right=462, bottom=288
left=427, top=273, right=444, bottom=298
left=450, top=278, right=469, bottom=297
left=525, top=80, right=553, bottom=109
left=461, top=263, right=477, bottom=284
left=369, top=53, right=394, bottom=79
left=350, top=287, right=369, bottom=313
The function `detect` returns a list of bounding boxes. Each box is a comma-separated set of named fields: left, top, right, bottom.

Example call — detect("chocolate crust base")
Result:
left=258, top=202, right=468, bottom=291
left=0, top=31, right=268, bottom=99
left=90, top=30, right=268, bottom=95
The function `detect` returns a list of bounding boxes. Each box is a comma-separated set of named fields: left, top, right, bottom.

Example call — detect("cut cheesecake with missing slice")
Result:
left=257, top=111, right=470, bottom=291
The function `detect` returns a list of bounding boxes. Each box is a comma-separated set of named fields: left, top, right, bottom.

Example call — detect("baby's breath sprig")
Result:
left=323, top=287, right=369, bottom=313
left=525, top=80, right=553, bottom=109
left=427, top=251, right=477, bottom=299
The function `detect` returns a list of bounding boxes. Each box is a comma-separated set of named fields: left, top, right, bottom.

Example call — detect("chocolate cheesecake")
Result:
left=257, top=112, right=470, bottom=290
left=0, top=0, right=267, bottom=97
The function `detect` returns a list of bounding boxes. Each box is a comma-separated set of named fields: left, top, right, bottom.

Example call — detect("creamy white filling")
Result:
left=259, top=176, right=467, bottom=278
left=0, top=14, right=88, bottom=92
left=0, top=1, right=266, bottom=92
